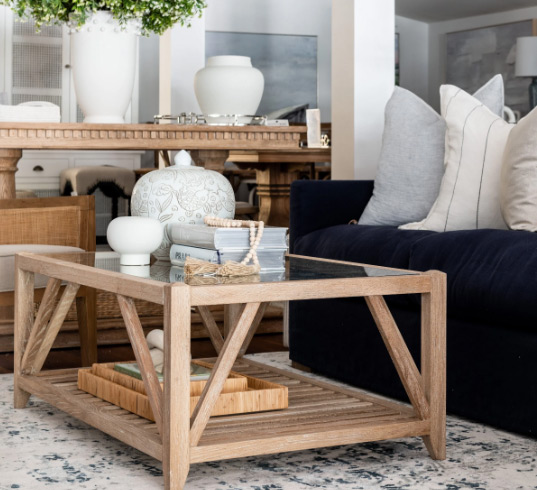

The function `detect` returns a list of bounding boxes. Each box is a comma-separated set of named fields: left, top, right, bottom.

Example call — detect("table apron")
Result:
left=189, top=275, right=432, bottom=306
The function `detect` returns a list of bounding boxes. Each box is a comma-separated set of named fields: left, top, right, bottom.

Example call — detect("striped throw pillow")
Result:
left=401, top=85, right=511, bottom=232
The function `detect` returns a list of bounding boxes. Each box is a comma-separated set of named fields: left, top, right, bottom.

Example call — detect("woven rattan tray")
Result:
left=78, top=360, right=288, bottom=420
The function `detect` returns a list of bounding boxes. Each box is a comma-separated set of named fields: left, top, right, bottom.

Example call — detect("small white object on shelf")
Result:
left=0, top=101, right=61, bottom=123
left=306, top=108, right=323, bottom=148
left=106, top=216, right=163, bottom=265
left=265, top=119, right=289, bottom=127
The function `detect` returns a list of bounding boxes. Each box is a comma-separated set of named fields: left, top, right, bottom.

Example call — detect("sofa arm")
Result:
left=289, top=180, right=374, bottom=252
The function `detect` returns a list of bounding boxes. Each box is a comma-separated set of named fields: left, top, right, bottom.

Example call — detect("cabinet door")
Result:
left=3, top=8, right=139, bottom=123
left=5, top=10, right=70, bottom=120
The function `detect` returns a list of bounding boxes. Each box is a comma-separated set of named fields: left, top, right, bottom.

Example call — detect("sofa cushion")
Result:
left=401, top=85, right=510, bottom=232
left=409, top=229, right=537, bottom=327
left=0, top=244, right=84, bottom=292
left=500, top=105, right=537, bottom=232
left=359, top=75, right=505, bottom=227
left=293, top=224, right=435, bottom=270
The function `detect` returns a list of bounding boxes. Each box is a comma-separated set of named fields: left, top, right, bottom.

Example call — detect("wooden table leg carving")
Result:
left=190, top=150, right=229, bottom=172
left=246, top=163, right=303, bottom=227
left=0, top=149, right=22, bottom=199
left=420, top=271, right=447, bottom=460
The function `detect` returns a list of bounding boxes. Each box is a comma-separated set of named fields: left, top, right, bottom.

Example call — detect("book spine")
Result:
left=169, top=224, right=288, bottom=249
left=168, top=226, right=217, bottom=249
left=114, top=364, right=143, bottom=381
left=169, top=244, right=221, bottom=266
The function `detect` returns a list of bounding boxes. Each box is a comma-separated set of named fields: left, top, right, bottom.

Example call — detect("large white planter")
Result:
left=131, top=151, right=235, bottom=261
left=70, top=11, right=140, bottom=124
left=194, top=56, right=264, bottom=124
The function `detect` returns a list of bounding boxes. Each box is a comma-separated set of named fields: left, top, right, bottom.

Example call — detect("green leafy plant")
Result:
left=0, top=0, right=207, bottom=35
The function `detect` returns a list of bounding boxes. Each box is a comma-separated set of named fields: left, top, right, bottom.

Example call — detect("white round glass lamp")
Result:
left=107, top=216, right=164, bottom=265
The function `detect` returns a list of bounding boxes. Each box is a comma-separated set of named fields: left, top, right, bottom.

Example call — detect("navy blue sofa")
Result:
left=289, top=180, right=537, bottom=438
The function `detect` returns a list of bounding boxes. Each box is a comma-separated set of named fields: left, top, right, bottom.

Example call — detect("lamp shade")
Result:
left=516, top=36, right=537, bottom=77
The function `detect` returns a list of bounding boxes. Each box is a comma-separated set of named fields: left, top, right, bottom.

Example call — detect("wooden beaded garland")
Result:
left=204, top=216, right=264, bottom=267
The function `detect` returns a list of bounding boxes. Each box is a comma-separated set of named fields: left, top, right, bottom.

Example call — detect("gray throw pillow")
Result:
left=358, top=75, right=505, bottom=227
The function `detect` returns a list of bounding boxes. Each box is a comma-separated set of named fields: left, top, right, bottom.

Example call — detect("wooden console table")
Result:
left=0, top=123, right=307, bottom=207
left=227, top=148, right=331, bottom=227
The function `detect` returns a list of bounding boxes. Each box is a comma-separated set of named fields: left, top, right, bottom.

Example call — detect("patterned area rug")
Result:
left=1, top=352, right=536, bottom=490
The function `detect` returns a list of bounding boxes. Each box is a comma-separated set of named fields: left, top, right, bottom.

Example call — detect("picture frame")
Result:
left=205, top=31, right=318, bottom=117
left=446, top=19, right=537, bottom=115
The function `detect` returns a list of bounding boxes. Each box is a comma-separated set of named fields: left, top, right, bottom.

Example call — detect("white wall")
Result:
left=0, top=7, right=6, bottom=95
left=331, top=0, right=395, bottom=180
left=428, top=6, right=537, bottom=110
left=141, top=9, right=430, bottom=125
left=152, top=0, right=331, bottom=119
left=396, top=15, right=429, bottom=102
left=205, top=0, right=332, bottom=120
left=169, top=16, right=205, bottom=114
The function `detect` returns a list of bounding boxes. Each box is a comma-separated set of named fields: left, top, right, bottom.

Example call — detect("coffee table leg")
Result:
left=224, top=304, right=245, bottom=338
left=163, top=284, right=191, bottom=489
left=223, top=302, right=269, bottom=356
left=421, top=270, right=447, bottom=460
left=14, top=259, right=35, bottom=408
left=76, top=287, right=98, bottom=366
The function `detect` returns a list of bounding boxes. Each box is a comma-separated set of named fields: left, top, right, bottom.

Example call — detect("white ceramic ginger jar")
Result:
left=69, top=11, right=141, bottom=123
left=131, top=151, right=235, bottom=261
left=194, top=56, right=264, bottom=124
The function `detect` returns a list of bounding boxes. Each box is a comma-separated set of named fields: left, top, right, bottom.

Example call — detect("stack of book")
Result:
left=168, top=222, right=288, bottom=272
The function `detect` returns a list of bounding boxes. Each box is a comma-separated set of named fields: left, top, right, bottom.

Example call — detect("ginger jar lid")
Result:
left=171, top=150, right=203, bottom=169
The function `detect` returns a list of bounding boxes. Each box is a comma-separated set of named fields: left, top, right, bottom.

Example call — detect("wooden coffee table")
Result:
left=13, top=252, right=446, bottom=489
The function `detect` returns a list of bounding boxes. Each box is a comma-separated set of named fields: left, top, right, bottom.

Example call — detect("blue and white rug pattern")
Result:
left=1, top=352, right=536, bottom=490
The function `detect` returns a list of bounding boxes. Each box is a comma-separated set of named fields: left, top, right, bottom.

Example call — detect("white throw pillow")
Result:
left=500, top=106, right=537, bottom=231
left=400, top=85, right=511, bottom=232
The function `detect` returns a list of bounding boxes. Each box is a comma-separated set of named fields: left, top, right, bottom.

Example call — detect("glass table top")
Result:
left=34, top=251, right=418, bottom=286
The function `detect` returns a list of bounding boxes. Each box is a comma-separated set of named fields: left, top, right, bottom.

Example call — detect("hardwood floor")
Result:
left=0, top=334, right=287, bottom=374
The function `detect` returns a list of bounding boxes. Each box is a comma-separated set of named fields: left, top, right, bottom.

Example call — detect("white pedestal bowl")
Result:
left=107, top=216, right=163, bottom=265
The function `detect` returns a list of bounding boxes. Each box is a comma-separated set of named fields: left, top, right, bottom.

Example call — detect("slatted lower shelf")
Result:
left=18, top=358, right=429, bottom=464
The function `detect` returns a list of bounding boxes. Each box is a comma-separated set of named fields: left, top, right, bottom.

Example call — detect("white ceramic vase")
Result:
left=131, top=151, right=236, bottom=261
left=194, top=56, right=264, bottom=124
left=69, top=11, right=140, bottom=124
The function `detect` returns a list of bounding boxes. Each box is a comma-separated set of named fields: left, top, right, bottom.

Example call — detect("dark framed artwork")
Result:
left=446, top=20, right=537, bottom=116
left=205, top=31, right=318, bottom=116
left=395, top=33, right=400, bottom=86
